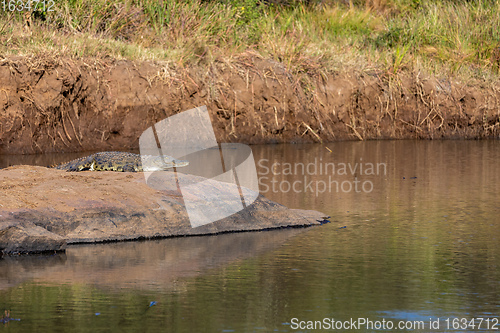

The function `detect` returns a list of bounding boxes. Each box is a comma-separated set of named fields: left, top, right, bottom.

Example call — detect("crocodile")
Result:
left=52, top=152, right=189, bottom=172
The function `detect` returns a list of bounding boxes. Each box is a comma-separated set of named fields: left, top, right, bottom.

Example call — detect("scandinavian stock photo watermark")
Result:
left=138, top=105, right=387, bottom=228
left=139, top=105, right=260, bottom=228
left=257, top=158, right=387, bottom=196
left=288, top=316, right=500, bottom=331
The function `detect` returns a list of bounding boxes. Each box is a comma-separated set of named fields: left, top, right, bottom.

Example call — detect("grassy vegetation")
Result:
left=0, top=0, right=499, bottom=80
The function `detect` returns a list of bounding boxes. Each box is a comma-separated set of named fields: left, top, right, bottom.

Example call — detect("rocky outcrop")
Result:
left=0, top=166, right=328, bottom=255
left=0, top=221, right=66, bottom=254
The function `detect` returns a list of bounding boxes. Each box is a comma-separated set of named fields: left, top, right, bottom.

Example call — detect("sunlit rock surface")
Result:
left=0, top=166, right=327, bottom=254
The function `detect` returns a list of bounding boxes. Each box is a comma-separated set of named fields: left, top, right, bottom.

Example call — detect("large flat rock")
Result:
left=0, top=166, right=328, bottom=254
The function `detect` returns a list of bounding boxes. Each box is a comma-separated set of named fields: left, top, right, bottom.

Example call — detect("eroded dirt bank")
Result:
left=1, top=55, right=499, bottom=154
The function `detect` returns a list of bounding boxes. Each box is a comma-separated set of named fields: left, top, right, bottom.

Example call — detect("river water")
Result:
left=1, top=141, right=499, bottom=332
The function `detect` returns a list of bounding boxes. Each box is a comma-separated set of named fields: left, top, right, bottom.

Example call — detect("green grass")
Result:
left=1, top=0, right=499, bottom=80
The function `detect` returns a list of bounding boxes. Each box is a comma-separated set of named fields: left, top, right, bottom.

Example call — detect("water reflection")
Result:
left=0, top=140, right=499, bottom=332
left=253, top=140, right=500, bottom=218
left=0, top=228, right=309, bottom=291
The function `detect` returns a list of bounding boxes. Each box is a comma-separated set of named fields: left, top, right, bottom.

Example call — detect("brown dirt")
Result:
left=0, top=54, right=499, bottom=154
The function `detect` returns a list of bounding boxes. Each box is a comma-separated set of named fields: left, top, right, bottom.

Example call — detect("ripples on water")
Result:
left=1, top=141, right=499, bottom=332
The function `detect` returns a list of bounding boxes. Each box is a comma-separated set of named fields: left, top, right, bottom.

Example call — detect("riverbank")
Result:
left=1, top=1, right=499, bottom=154
left=0, top=55, right=499, bottom=154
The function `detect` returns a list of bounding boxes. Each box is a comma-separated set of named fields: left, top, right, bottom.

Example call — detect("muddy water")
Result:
left=1, top=141, right=499, bottom=332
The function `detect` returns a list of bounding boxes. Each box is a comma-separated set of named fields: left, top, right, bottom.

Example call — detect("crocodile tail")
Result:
left=54, top=155, right=94, bottom=171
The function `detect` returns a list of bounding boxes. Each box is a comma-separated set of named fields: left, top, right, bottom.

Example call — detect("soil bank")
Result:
left=1, top=55, right=499, bottom=155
